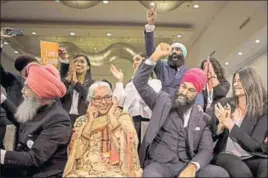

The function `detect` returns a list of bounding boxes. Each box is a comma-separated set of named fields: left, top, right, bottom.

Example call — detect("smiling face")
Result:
left=167, top=47, right=185, bottom=69
left=73, top=56, right=89, bottom=74
left=175, top=82, right=197, bottom=106
left=91, top=86, right=113, bottom=116
left=233, top=73, right=245, bottom=97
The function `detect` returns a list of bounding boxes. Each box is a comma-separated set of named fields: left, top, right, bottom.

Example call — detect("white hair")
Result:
left=87, top=81, right=112, bottom=102
left=15, top=96, right=42, bottom=123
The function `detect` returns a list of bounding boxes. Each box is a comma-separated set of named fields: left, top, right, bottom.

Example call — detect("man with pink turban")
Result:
left=0, top=63, right=72, bottom=177
left=133, top=43, right=229, bottom=178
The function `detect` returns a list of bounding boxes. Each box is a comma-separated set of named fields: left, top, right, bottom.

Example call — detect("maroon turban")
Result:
left=26, top=63, right=66, bottom=99
left=181, top=68, right=207, bottom=93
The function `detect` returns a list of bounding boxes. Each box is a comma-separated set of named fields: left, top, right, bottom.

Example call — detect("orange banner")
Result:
left=40, top=41, right=59, bottom=68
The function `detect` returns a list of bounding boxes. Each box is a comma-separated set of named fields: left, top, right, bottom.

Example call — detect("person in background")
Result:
left=200, top=57, right=230, bottom=111
left=0, top=86, right=10, bottom=150
left=58, top=48, right=95, bottom=126
left=1, top=27, right=37, bottom=106
left=209, top=67, right=267, bottom=178
left=111, top=53, right=162, bottom=151
left=0, top=62, right=72, bottom=177
left=134, top=42, right=229, bottom=178
left=144, top=5, right=204, bottom=107
left=63, top=81, right=142, bottom=177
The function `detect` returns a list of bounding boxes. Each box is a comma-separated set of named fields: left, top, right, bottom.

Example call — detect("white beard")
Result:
left=15, top=96, right=42, bottom=123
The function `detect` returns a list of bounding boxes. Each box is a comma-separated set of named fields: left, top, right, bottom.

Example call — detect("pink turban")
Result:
left=181, top=68, right=207, bottom=93
left=26, top=63, right=66, bottom=99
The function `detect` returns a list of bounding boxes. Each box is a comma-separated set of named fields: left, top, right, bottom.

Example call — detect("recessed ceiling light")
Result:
left=80, top=38, right=83, bottom=41
left=3, top=41, right=9, bottom=45
left=255, top=39, right=260, bottom=44
left=224, top=62, right=229, bottom=66
left=193, top=4, right=199, bottom=9
left=14, top=51, right=19, bottom=54
left=106, top=33, right=112, bottom=37
left=32, top=32, right=36, bottom=35
left=177, top=34, right=182, bottom=38
left=70, top=32, right=75, bottom=36
left=103, top=0, right=109, bottom=4
left=150, top=2, right=155, bottom=6
left=238, top=52, right=243, bottom=56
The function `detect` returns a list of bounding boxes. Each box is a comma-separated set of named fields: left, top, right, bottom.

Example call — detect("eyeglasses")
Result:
left=92, top=95, right=112, bottom=103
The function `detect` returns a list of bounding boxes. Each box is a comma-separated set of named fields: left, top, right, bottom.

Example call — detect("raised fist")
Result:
left=58, top=47, right=68, bottom=60
left=147, top=3, right=157, bottom=25
left=150, top=42, right=172, bottom=62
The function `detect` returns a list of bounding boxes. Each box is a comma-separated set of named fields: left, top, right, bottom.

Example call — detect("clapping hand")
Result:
left=215, top=103, right=234, bottom=130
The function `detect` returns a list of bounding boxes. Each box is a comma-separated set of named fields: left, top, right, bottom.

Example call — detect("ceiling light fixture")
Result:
left=103, top=0, right=109, bottom=4
left=150, top=2, right=155, bottom=6
left=193, top=4, right=199, bottom=9
left=255, top=39, right=260, bottom=44
left=14, top=51, right=19, bottom=54
left=32, top=32, right=36, bottom=35
left=55, top=0, right=60, bottom=2
left=106, top=33, right=112, bottom=37
left=177, top=34, right=182, bottom=38
left=3, top=41, right=9, bottom=45
left=224, top=62, right=229, bottom=66
left=70, top=32, right=75, bottom=36
left=238, top=52, right=243, bottom=56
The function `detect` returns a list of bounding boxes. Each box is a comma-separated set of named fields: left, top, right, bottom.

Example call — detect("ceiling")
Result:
left=0, top=1, right=267, bottom=84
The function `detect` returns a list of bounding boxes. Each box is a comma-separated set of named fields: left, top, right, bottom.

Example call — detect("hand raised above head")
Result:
left=110, top=64, right=124, bottom=82
left=58, top=47, right=68, bottom=60
left=150, top=42, right=172, bottom=62
left=1, top=27, right=16, bottom=40
left=147, top=2, right=157, bottom=25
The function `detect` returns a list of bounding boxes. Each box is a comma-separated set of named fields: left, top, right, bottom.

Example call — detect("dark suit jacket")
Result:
left=133, top=63, right=213, bottom=169
left=207, top=97, right=267, bottom=158
left=0, top=56, right=24, bottom=107
left=3, top=101, right=72, bottom=177
left=203, top=81, right=230, bottom=111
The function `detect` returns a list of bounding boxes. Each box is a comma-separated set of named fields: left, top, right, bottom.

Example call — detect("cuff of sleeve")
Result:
left=229, top=124, right=239, bottom=138
left=59, top=58, right=69, bottom=64
left=190, top=161, right=200, bottom=171
left=145, top=24, right=155, bottom=32
left=144, top=58, right=156, bottom=66
left=1, top=149, right=6, bottom=164
left=115, top=82, right=124, bottom=88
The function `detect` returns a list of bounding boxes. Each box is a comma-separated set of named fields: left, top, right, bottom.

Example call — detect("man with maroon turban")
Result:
left=0, top=63, right=72, bottom=177
left=133, top=43, right=229, bottom=178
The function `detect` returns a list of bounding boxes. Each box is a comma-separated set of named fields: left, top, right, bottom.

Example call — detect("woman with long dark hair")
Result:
left=59, top=50, right=95, bottom=126
left=209, top=67, right=267, bottom=178
left=201, top=57, right=230, bottom=111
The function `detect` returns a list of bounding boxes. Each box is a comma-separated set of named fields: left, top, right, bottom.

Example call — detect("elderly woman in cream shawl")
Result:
left=63, top=81, right=142, bottom=177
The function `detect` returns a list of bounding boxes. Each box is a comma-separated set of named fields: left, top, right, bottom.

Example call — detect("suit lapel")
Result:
left=187, top=106, right=200, bottom=153
left=240, top=114, right=258, bottom=135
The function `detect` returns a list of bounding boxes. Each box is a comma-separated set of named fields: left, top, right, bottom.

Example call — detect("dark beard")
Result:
left=171, top=93, right=196, bottom=117
left=167, top=53, right=185, bottom=69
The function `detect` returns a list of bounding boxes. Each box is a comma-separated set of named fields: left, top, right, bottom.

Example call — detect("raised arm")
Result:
left=144, top=5, right=164, bottom=80
left=110, top=64, right=127, bottom=107
left=133, top=43, right=171, bottom=110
